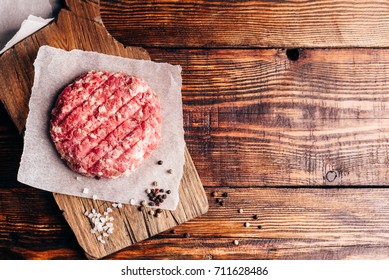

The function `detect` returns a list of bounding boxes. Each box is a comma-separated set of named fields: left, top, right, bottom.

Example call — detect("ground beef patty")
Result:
left=50, top=70, right=161, bottom=179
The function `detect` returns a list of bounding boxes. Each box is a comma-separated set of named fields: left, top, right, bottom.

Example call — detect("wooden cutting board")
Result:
left=0, top=0, right=208, bottom=259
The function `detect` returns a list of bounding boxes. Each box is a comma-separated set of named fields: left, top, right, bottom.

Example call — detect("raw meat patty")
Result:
left=50, top=70, right=161, bottom=179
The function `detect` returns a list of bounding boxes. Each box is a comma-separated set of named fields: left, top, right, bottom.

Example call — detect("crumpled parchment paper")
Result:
left=0, top=0, right=62, bottom=54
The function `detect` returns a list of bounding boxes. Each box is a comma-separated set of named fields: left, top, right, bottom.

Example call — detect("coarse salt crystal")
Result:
left=82, top=188, right=89, bottom=194
left=84, top=205, right=117, bottom=243
left=117, top=203, right=123, bottom=208
left=129, top=198, right=135, bottom=205
left=92, top=194, right=98, bottom=200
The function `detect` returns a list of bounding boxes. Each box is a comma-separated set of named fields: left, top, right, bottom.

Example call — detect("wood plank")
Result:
left=100, top=0, right=389, bottom=48
left=147, top=48, right=389, bottom=186
left=2, top=187, right=389, bottom=259
left=0, top=104, right=23, bottom=187
left=54, top=148, right=208, bottom=259
left=0, top=0, right=208, bottom=259
left=0, top=187, right=85, bottom=259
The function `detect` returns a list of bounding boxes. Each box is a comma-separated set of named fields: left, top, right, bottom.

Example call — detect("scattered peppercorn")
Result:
left=184, top=233, right=190, bottom=238
left=222, top=192, right=228, bottom=197
left=156, top=208, right=163, bottom=214
left=157, top=160, right=163, bottom=165
left=257, top=225, right=262, bottom=229
left=216, top=198, right=222, bottom=203
left=154, top=212, right=160, bottom=218
left=137, top=206, right=143, bottom=212
left=233, top=240, right=239, bottom=245
left=244, top=222, right=250, bottom=227
left=238, top=208, right=244, bottom=214
left=148, top=210, right=155, bottom=216
left=220, top=201, right=225, bottom=206
left=167, top=169, right=173, bottom=174
left=152, top=181, right=158, bottom=186
left=145, top=187, right=172, bottom=208
left=211, top=191, right=218, bottom=197
left=170, top=229, right=176, bottom=234
left=253, top=215, right=259, bottom=220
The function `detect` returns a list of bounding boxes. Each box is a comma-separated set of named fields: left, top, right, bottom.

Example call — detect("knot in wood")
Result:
left=326, top=170, right=338, bottom=182
left=286, top=48, right=300, bottom=61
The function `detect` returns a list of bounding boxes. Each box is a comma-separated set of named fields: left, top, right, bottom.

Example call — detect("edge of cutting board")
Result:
left=54, top=148, right=208, bottom=259
left=0, top=0, right=208, bottom=259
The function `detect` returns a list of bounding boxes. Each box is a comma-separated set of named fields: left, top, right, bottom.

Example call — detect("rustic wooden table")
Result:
left=2, top=0, right=389, bottom=259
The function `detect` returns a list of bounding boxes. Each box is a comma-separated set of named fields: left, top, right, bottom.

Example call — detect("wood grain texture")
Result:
left=2, top=186, right=389, bottom=259
left=0, top=0, right=208, bottom=259
left=2, top=0, right=389, bottom=261
left=66, top=0, right=101, bottom=23
left=0, top=104, right=23, bottom=187
left=0, top=1, right=148, bottom=133
left=145, top=48, right=389, bottom=187
left=54, top=149, right=208, bottom=259
left=100, top=0, right=389, bottom=48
